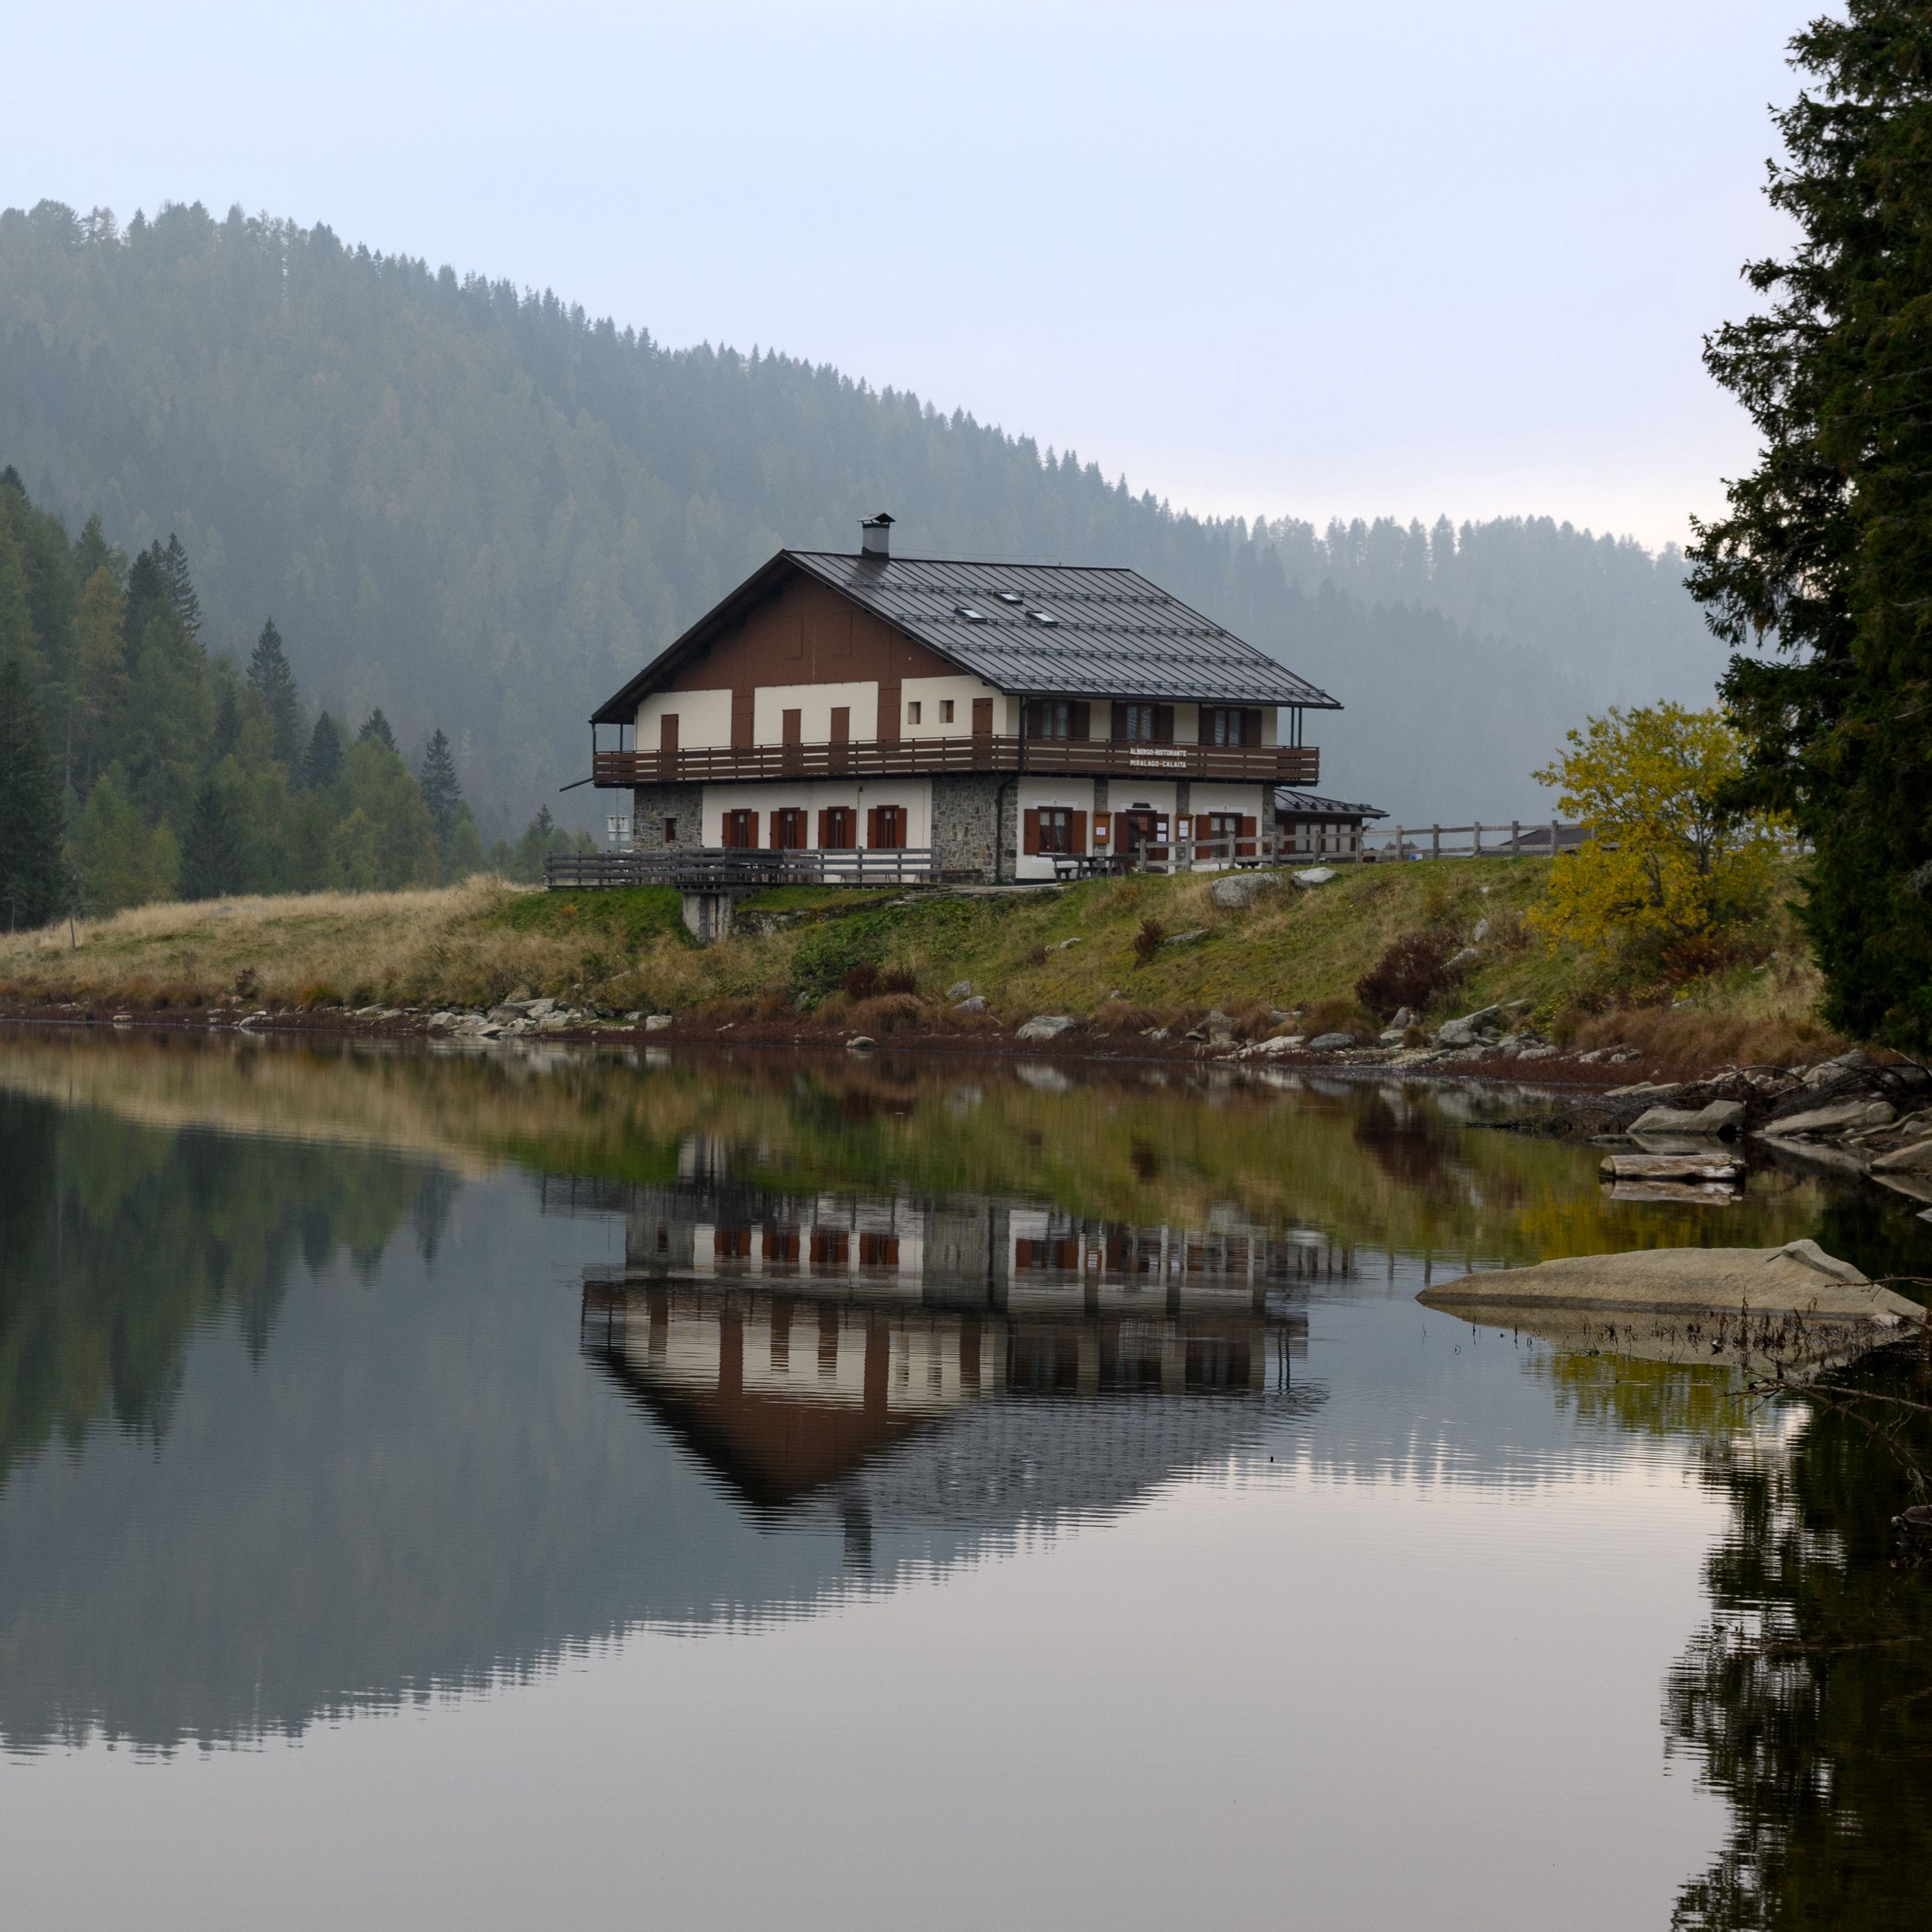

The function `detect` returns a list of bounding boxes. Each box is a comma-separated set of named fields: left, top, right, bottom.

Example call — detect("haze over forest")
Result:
left=0, top=199, right=1724, bottom=830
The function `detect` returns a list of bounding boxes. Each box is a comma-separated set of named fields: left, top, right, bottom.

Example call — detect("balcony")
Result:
left=592, top=735, right=1318, bottom=789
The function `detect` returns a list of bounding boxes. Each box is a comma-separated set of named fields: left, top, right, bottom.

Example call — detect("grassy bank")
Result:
left=0, top=860, right=1840, bottom=1071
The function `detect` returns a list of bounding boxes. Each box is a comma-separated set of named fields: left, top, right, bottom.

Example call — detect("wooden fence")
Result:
left=546, top=847, right=941, bottom=890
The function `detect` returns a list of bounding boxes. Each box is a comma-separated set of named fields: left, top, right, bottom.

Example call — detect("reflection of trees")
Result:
left=1666, top=1354, right=1932, bottom=1930
left=0, top=1031, right=1848, bottom=1273
left=0, top=1090, right=439, bottom=1480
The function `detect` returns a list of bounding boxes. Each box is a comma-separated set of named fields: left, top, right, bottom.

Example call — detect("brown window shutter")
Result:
left=1072, top=701, right=1090, bottom=742
left=1023, top=810, right=1040, bottom=856
left=866, top=806, right=878, bottom=847
left=660, top=713, right=678, bottom=752
left=1241, top=814, right=1256, bottom=857
left=972, top=697, right=993, bottom=739
left=1070, top=810, right=1088, bottom=856
left=746, top=812, right=759, bottom=848
left=1155, top=705, right=1174, bottom=745
left=1244, top=709, right=1262, bottom=747
left=817, top=809, right=828, bottom=848
left=730, top=692, right=753, bottom=750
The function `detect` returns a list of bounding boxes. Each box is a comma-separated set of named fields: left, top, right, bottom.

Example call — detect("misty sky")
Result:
left=8, top=0, right=1816, bottom=550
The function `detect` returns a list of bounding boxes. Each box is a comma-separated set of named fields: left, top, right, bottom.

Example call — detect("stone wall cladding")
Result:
left=630, top=783, right=705, bottom=850
left=932, top=773, right=1004, bottom=882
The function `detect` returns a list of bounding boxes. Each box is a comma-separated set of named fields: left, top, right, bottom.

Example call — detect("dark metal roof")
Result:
left=591, top=549, right=1341, bottom=722
left=788, top=552, right=1341, bottom=708
left=1273, top=787, right=1386, bottom=820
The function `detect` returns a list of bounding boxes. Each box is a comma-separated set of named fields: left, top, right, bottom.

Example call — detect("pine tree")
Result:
left=161, top=533, right=200, bottom=639
left=417, top=727, right=462, bottom=840
left=0, top=655, right=65, bottom=929
left=247, top=618, right=302, bottom=767
left=122, top=543, right=167, bottom=655
left=1688, top=3, right=1932, bottom=1049
left=303, top=711, right=345, bottom=789
left=358, top=707, right=396, bottom=753
left=178, top=778, right=243, bottom=900
left=213, top=682, right=242, bottom=759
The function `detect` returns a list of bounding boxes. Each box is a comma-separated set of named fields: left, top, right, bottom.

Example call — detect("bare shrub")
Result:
left=1133, top=917, right=1165, bottom=965
left=842, top=961, right=881, bottom=1000
left=1026, top=944, right=1049, bottom=967
left=880, top=965, right=918, bottom=994
left=1090, top=999, right=1161, bottom=1035
left=1354, top=930, right=1467, bottom=1020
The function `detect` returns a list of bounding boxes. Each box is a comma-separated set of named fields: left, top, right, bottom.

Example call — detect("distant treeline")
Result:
left=0, top=467, right=580, bottom=928
left=0, top=199, right=1725, bottom=827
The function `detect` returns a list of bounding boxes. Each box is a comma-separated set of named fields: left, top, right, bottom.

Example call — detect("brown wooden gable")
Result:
left=664, top=571, right=958, bottom=701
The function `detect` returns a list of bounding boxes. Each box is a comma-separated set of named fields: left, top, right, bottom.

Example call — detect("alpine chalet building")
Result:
left=589, top=515, right=1343, bottom=883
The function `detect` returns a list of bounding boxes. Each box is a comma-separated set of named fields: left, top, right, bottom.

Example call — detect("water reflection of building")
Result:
left=569, top=1176, right=1324, bottom=1525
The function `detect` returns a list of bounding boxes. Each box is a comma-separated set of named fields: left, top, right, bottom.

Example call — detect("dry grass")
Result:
left=0, top=854, right=1858, bottom=1083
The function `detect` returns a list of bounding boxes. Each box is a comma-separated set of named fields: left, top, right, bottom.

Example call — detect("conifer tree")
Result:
left=161, top=533, right=200, bottom=639
left=213, top=682, right=241, bottom=759
left=247, top=618, right=302, bottom=767
left=122, top=543, right=167, bottom=655
left=303, top=711, right=345, bottom=789
left=1688, top=2, right=1932, bottom=1049
left=358, top=707, right=397, bottom=753
left=178, top=778, right=243, bottom=900
left=0, top=655, right=64, bottom=929
left=417, top=728, right=462, bottom=840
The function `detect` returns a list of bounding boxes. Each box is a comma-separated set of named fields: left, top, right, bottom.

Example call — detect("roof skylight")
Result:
left=994, top=589, right=1023, bottom=605
left=953, top=605, right=989, bottom=623
left=1026, top=609, right=1059, bottom=626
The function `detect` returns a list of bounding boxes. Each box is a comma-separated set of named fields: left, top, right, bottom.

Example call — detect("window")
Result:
left=819, top=807, right=855, bottom=850
left=1027, top=700, right=1073, bottom=740
left=1118, top=703, right=1159, bottom=744
left=1038, top=808, right=1073, bottom=854
left=940, top=698, right=954, bottom=724
left=662, top=817, right=678, bottom=844
left=1026, top=609, right=1058, bottom=626
left=1205, top=812, right=1243, bottom=849
left=723, top=808, right=758, bottom=849
left=771, top=808, right=808, bottom=850
left=907, top=700, right=922, bottom=726
left=868, top=804, right=907, bottom=849
left=953, top=605, right=989, bottom=623
left=1204, top=707, right=1259, bottom=747
left=994, top=589, right=1023, bottom=605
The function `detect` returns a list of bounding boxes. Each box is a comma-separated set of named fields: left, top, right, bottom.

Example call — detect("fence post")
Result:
left=1432, top=824, right=1441, bottom=861
left=1550, top=820, right=1559, bottom=856
left=1511, top=819, right=1519, bottom=856
left=1473, top=821, right=1482, bottom=859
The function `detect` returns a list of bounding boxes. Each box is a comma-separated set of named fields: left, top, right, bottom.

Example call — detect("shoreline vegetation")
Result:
left=0, top=855, right=1847, bottom=1084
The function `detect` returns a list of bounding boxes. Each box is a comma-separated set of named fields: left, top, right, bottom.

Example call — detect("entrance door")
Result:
left=972, top=697, right=993, bottom=755
left=1120, top=809, right=1164, bottom=865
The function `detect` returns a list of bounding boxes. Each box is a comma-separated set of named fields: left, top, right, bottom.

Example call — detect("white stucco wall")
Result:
left=899, top=673, right=1001, bottom=737
left=637, top=687, right=731, bottom=750
left=751, top=680, right=881, bottom=745
left=700, top=778, right=933, bottom=848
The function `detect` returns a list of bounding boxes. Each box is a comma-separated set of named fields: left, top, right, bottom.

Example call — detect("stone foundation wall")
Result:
left=931, top=774, right=1005, bottom=882
left=630, top=784, right=705, bottom=850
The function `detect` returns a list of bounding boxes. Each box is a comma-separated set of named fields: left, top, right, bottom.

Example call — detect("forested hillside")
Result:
left=0, top=199, right=1719, bottom=829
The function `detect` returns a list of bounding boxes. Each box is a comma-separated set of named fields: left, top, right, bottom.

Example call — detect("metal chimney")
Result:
left=860, top=511, right=894, bottom=559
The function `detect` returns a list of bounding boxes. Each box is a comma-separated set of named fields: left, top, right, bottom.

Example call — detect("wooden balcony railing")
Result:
left=591, top=735, right=1318, bottom=789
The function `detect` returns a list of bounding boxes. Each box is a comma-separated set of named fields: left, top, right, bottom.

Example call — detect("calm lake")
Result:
left=1, top=1026, right=1927, bottom=1930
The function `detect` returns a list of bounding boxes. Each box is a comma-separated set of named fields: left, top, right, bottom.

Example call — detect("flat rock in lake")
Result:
left=1600, top=1153, right=1743, bottom=1181
left=1628, top=1099, right=1746, bottom=1138
left=1418, top=1240, right=1919, bottom=1322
